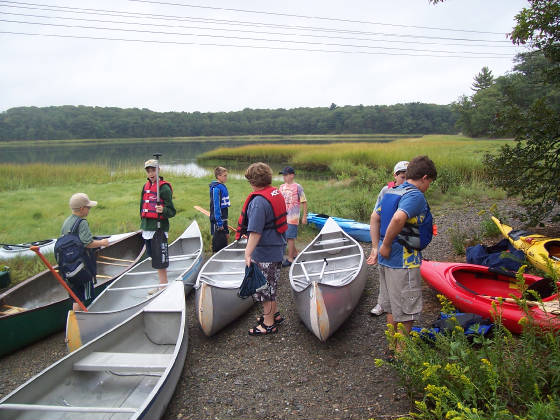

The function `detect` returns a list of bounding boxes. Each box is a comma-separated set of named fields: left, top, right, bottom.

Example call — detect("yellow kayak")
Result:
left=492, top=216, right=560, bottom=276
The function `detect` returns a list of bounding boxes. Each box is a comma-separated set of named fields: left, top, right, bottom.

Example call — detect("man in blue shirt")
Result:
left=368, top=155, right=437, bottom=352
left=209, top=166, right=231, bottom=252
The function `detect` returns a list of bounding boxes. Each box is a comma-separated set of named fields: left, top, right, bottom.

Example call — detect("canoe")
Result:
left=420, top=260, right=560, bottom=334
left=492, top=216, right=560, bottom=276
left=0, top=280, right=187, bottom=420
left=307, top=212, right=371, bottom=243
left=290, top=217, right=367, bottom=341
left=195, top=239, right=253, bottom=336
left=66, top=221, right=203, bottom=351
left=0, top=233, right=136, bottom=260
left=0, top=232, right=145, bottom=358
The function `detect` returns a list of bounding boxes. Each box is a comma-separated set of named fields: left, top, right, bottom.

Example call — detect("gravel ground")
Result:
left=0, top=199, right=550, bottom=419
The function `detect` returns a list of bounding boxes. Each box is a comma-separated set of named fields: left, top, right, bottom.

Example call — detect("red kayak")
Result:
left=420, top=261, right=560, bottom=334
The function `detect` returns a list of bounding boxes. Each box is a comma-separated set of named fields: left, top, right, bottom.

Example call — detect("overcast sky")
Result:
left=0, top=0, right=530, bottom=113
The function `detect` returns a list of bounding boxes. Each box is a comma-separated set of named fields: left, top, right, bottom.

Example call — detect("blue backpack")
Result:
left=54, top=218, right=93, bottom=286
left=380, top=185, right=434, bottom=251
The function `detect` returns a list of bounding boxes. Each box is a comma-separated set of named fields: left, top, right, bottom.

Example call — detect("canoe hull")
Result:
left=0, top=281, right=187, bottom=420
left=0, top=233, right=145, bottom=358
left=68, top=222, right=203, bottom=349
left=194, top=239, right=253, bottom=336
left=291, top=217, right=367, bottom=341
left=421, top=260, right=560, bottom=334
left=293, top=262, right=367, bottom=341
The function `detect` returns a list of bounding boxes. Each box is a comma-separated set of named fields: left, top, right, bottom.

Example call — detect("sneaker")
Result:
left=147, top=288, right=159, bottom=295
left=282, top=259, right=292, bottom=267
left=370, top=303, right=384, bottom=316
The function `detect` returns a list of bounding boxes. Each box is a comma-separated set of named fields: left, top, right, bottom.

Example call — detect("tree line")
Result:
left=0, top=102, right=458, bottom=141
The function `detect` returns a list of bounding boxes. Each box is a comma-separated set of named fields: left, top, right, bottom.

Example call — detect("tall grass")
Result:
left=198, top=135, right=512, bottom=183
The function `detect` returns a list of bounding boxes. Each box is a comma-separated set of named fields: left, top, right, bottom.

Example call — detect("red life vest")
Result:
left=235, top=186, right=288, bottom=240
left=141, top=179, right=173, bottom=219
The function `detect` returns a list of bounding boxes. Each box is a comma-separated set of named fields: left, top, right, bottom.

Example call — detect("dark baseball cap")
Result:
left=279, top=166, right=295, bottom=175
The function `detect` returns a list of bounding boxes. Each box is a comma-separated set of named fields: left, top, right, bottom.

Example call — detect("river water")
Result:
left=0, top=137, right=394, bottom=177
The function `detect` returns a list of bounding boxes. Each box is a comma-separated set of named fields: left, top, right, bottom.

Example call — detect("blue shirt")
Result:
left=209, top=181, right=230, bottom=227
left=376, top=182, right=428, bottom=269
left=247, top=195, right=286, bottom=262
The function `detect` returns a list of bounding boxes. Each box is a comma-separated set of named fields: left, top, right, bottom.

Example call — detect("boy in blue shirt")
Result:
left=369, top=155, right=437, bottom=351
left=209, top=166, right=231, bottom=252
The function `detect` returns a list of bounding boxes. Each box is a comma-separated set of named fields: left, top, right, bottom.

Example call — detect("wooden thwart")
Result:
left=0, top=305, right=27, bottom=315
left=98, top=255, right=135, bottom=263
left=97, top=261, right=130, bottom=267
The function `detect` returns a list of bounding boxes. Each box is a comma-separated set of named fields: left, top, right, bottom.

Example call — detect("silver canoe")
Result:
left=290, top=217, right=367, bottom=341
left=194, top=239, right=253, bottom=336
left=0, top=280, right=188, bottom=420
left=66, top=221, right=203, bottom=350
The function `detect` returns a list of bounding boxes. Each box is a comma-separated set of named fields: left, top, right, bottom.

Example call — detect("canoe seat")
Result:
left=0, top=305, right=27, bottom=315
left=73, top=352, right=173, bottom=373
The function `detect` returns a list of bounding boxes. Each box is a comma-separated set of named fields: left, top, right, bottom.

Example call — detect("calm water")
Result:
left=1, top=138, right=393, bottom=177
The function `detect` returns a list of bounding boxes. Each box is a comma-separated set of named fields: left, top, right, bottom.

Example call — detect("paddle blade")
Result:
left=151, top=229, right=169, bottom=269
left=66, top=310, right=83, bottom=352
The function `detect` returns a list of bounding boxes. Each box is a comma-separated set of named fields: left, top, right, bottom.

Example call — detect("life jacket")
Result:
left=235, top=186, right=288, bottom=240
left=209, top=181, right=230, bottom=223
left=379, top=184, right=434, bottom=251
left=141, top=178, right=173, bottom=219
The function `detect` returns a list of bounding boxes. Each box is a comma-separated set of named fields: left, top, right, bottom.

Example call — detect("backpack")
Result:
left=54, top=218, right=94, bottom=287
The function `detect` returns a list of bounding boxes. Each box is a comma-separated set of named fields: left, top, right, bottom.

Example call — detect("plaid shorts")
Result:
left=253, top=261, right=281, bottom=302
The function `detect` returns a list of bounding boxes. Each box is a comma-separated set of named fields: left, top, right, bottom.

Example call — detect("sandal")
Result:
left=256, top=312, right=284, bottom=325
left=248, top=320, right=278, bottom=336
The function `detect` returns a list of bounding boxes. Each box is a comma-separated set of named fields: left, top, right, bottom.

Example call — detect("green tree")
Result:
left=472, top=66, right=494, bottom=92
left=486, top=0, right=560, bottom=223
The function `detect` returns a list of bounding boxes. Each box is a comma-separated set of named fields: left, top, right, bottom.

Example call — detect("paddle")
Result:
left=30, top=246, right=88, bottom=312
left=193, top=205, right=237, bottom=233
left=151, top=153, right=169, bottom=269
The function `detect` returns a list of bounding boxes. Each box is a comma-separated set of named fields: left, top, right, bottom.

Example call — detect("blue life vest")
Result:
left=379, top=185, right=433, bottom=251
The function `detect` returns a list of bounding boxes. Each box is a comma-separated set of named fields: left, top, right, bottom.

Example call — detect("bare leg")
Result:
left=158, top=268, right=168, bottom=285
left=386, top=313, right=412, bottom=352
left=287, top=238, right=298, bottom=261
left=73, top=302, right=81, bottom=312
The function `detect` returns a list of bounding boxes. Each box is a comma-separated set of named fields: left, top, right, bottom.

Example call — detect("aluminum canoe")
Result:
left=66, top=221, right=203, bottom=350
left=0, top=233, right=135, bottom=260
left=0, top=232, right=145, bottom=358
left=290, top=217, right=367, bottom=341
left=194, top=239, right=253, bottom=336
left=0, top=280, right=188, bottom=420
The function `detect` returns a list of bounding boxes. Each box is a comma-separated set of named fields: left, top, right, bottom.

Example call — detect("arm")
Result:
left=87, top=238, right=109, bottom=248
left=301, top=201, right=308, bottom=225
left=213, top=187, right=223, bottom=228
left=244, top=232, right=262, bottom=266
left=157, top=184, right=176, bottom=219
left=367, top=211, right=380, bottom=265
left=379, top=210, right=408, bottom=258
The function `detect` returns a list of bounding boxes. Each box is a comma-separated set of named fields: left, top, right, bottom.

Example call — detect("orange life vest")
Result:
left=235, top=186, right=288, bottom=240
left=141, top=179, right=172, bottom=219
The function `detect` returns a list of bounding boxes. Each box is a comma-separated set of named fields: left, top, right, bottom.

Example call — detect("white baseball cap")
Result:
left=393, top=161, right=409, bottom=175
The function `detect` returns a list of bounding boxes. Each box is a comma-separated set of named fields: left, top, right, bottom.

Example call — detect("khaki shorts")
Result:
left=378, top=265, right=422, bottom=323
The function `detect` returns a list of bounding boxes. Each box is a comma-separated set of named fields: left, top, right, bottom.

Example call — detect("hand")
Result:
left=301, top=216, right=307, bottom=225
left=102, top=238, right=110, bottom=247
left=244, top=253, right=252, bottom=267
left=155, top=204, right=163, bottom=213
left=379, top=242, right=392, bottom=259
left=366, top=248, right=378, bottom=265
left=217, top=226, right=224, bottom=231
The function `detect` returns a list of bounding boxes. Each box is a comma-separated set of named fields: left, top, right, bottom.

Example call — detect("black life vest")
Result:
left=235, top=186, right=288, bottom=240
left=141, top=178, right=172, bottom=219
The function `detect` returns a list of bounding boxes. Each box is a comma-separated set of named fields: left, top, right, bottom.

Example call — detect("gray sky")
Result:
left=0, top=0, right=529, bottom=112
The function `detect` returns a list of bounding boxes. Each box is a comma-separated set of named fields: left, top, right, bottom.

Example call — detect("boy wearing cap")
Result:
left=140, top=159, right=176, bottom=290
left=61, top=193, right=109, bottom=311
left=278, top=166, right=307, bottom=267
left=209, top=166, right=231, bottom=252
left=368, top=160, right=408, bottom=316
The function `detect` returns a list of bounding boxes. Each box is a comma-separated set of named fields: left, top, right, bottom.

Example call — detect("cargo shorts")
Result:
left=378, top=265, right=423, bottom=323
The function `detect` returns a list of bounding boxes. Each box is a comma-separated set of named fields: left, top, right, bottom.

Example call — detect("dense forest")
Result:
left=0, top=102, right=458, bottom=141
